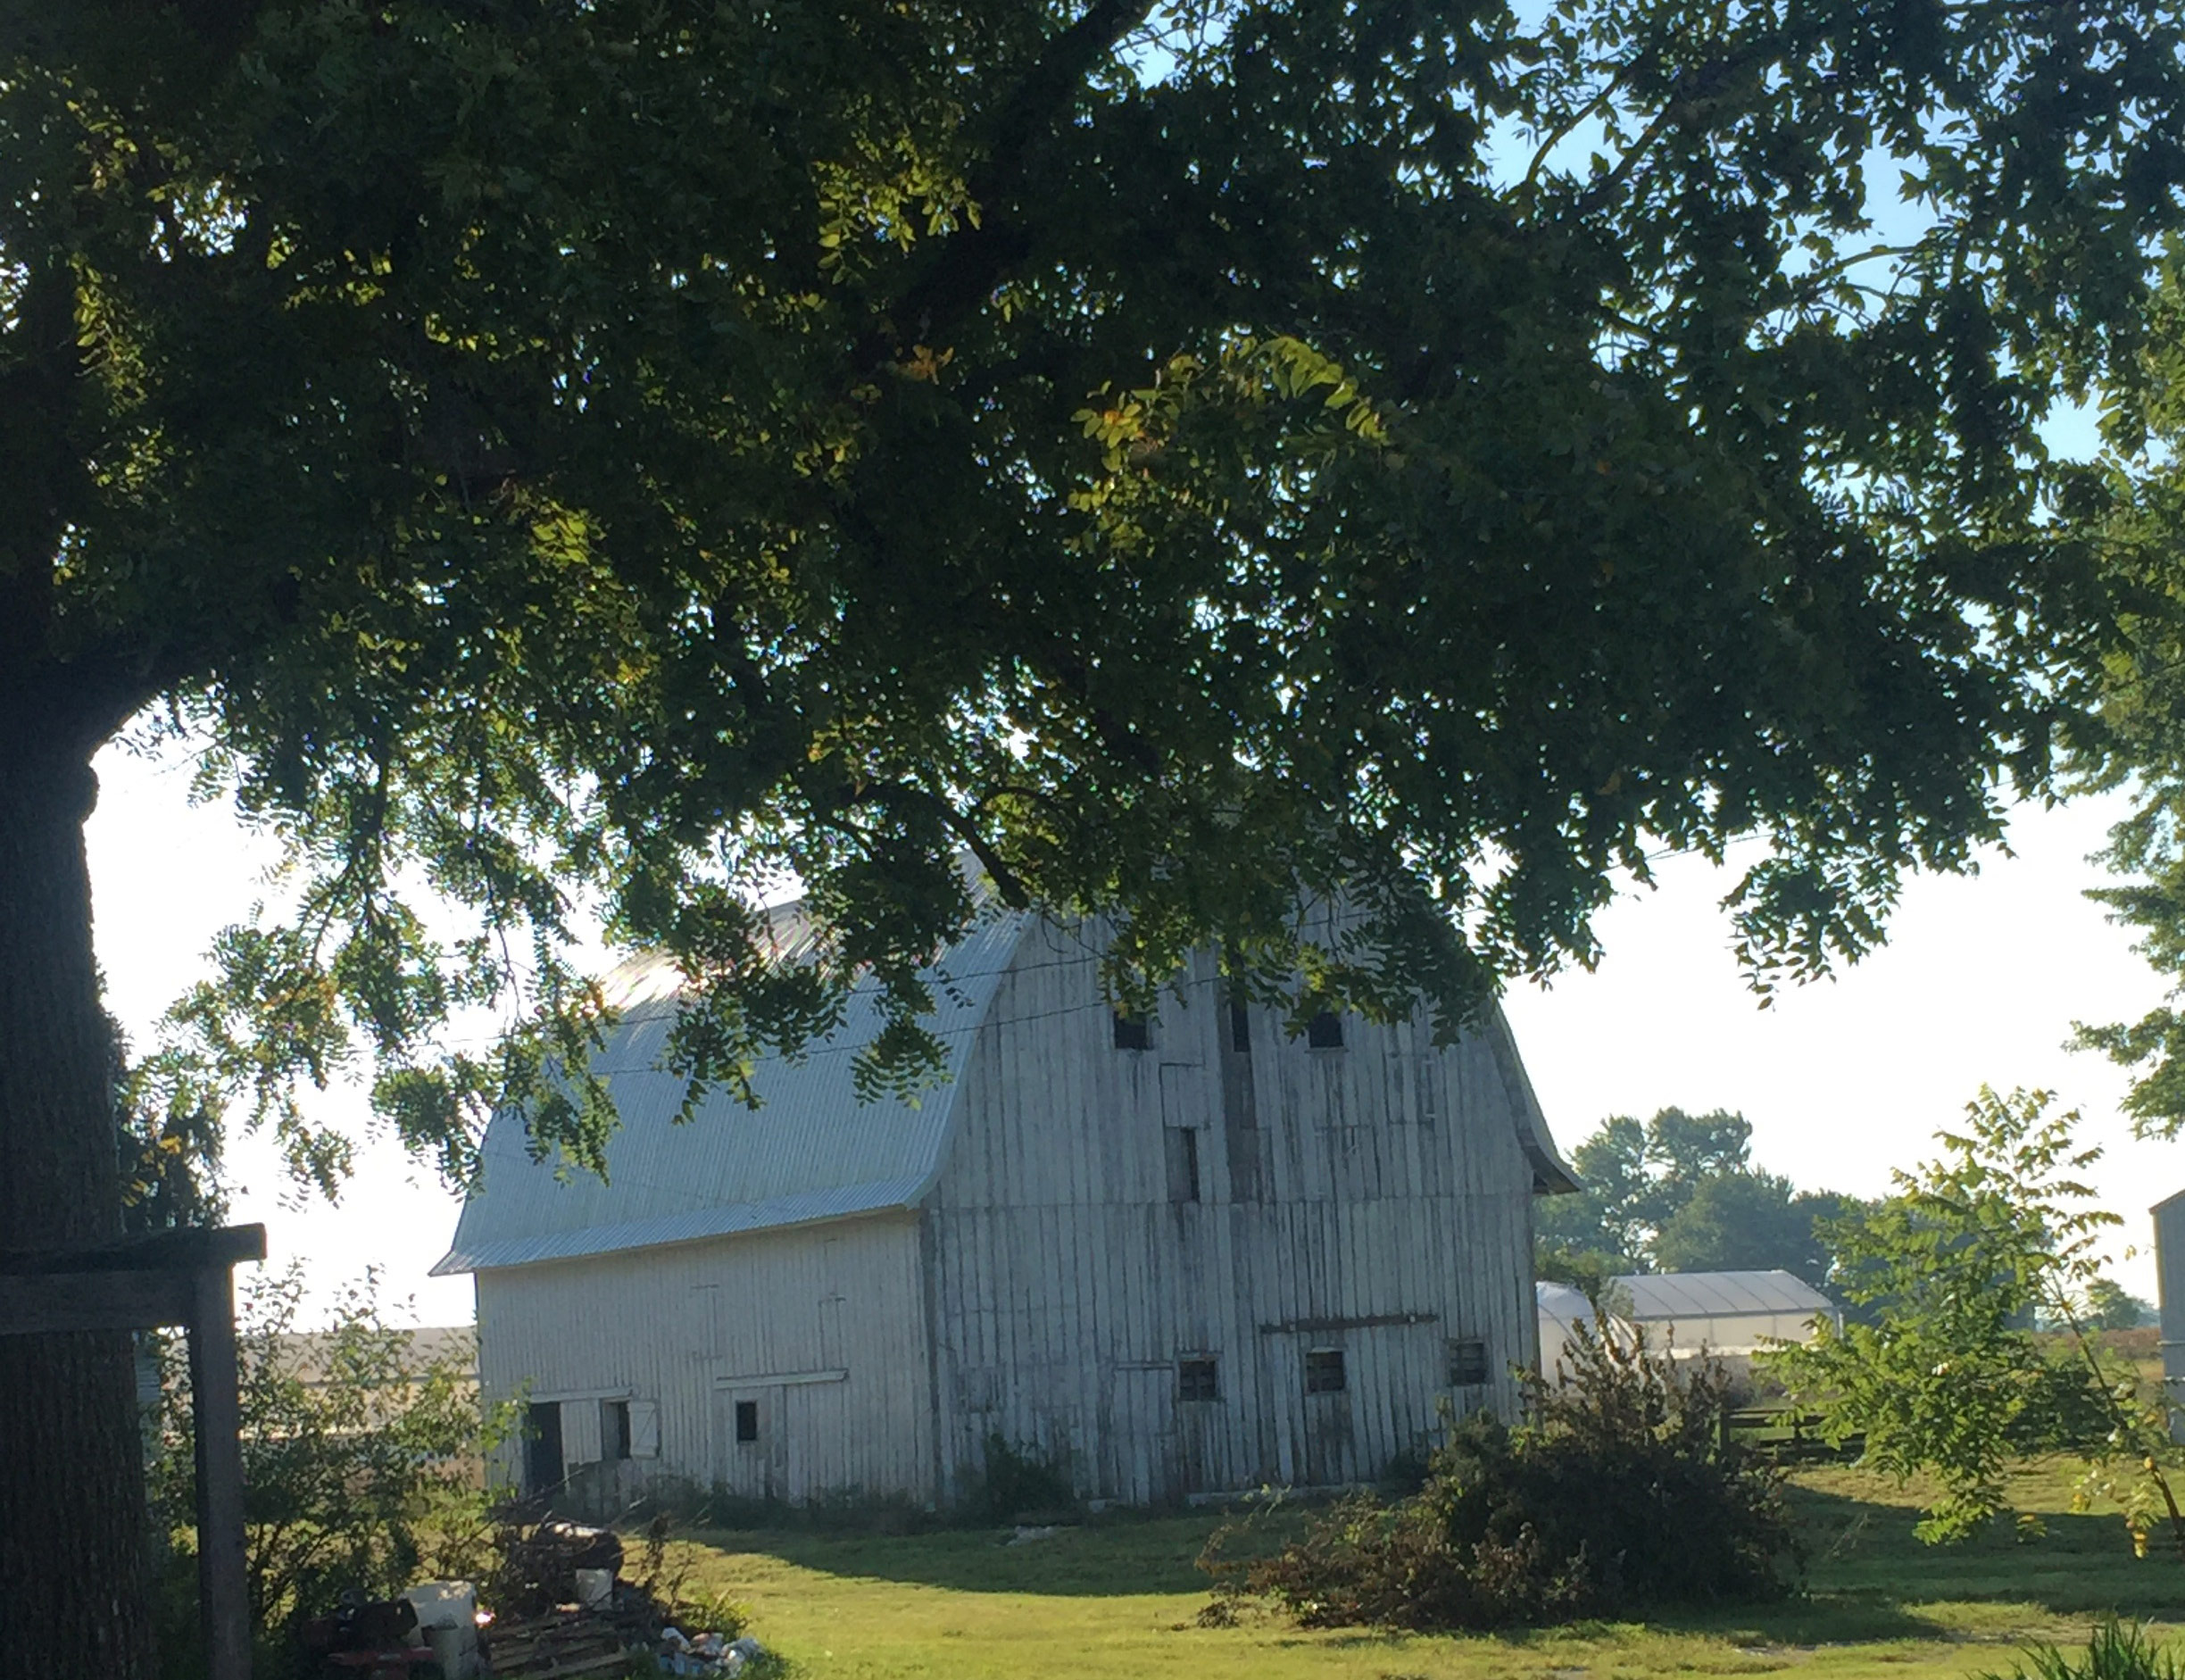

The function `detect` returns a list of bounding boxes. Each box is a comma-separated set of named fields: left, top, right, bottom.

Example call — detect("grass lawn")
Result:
left=656, top=1460, right=2185, bottom=1680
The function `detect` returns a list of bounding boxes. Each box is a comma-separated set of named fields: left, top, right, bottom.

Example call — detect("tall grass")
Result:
left=1981, top=1619, right=2185, bottom=1680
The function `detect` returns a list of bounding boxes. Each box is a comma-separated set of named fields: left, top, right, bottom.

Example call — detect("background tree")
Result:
left=1534, top=1115, right=1658, bottom=1270
left=1535, top=1107, right=1850, bottom=1286
left=1768, top=1089, right=2177, bottom=1551
left=1651, top=1173, right=1852, bottom=1291
left=9, top=0, right=2185, bottom=1668
left=2080, top=1278, right=2155, bottom=1333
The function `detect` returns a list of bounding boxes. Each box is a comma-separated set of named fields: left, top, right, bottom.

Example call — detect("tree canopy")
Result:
left=15, top=0, right=2185, bottom=1182
left=9, top=0, right=2185, bottom=1669
left=1650, top=1170, right=1851, bottom=1288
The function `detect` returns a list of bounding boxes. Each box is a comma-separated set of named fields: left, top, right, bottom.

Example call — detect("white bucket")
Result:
left=403, top=1581, right=480, bottom=1680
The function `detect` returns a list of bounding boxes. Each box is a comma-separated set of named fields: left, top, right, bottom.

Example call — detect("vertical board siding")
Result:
left=471, top=915, right=1555, bottom=1511
left=473, top=1213, right=933, bottom=1507
left=925, top=931, right=1545, bottom=1502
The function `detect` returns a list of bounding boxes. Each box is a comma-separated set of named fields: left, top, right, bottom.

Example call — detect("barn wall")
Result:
left=922, top=923, right=1541, bottom=1503
left=474, top=1211, right=934, bottom=1509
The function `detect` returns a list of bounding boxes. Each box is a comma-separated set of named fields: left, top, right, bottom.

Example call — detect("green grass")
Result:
left=650, top=1460, right=2185, bottom=1680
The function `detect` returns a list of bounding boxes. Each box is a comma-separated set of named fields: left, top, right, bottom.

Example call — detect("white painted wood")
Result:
left=469, top=914, right=1555, bottom=1511
left=473, top=1212, right=932, bottom=1508
left=919, top=924, right=1546, bottom=1504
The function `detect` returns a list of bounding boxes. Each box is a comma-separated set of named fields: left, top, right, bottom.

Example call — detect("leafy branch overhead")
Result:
left=8, top=0, right=2185, bottom=1185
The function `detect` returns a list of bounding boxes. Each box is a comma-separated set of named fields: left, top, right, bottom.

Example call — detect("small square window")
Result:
left=1113, top=1010, right=1152, bottom=1051
left=602, top=1398, right=632, bottom=1461
left=1178, top=1358, right=1220, bottom=1402
left=1228, top=999, right=1251, bottom=1053
left=1304, top=1348, right=1347, bottom=1394
left=1448, top=1338, right=1491, bottom=1387
left=1306, top=1010, right=1344, bottom=1049
left=735, top=1400, right=760, bottom=1444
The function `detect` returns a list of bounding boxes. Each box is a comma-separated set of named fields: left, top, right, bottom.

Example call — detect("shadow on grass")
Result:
left=1789, top=1484, right=2185, bottom=1619
left=680, top=1478, right=2185, bottom=1627
left=684, top=1508, right=1234, bottom=1598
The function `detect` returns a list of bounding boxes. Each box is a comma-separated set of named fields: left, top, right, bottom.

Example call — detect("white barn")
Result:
left=435, top=907, right=1575, bottom=1510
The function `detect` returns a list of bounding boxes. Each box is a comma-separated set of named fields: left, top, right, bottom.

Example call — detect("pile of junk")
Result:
left=302, top=1520, right=764, bottom=1679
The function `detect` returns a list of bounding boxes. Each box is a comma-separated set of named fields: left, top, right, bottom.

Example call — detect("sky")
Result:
left=84, top=736, right=2185, bottom=1327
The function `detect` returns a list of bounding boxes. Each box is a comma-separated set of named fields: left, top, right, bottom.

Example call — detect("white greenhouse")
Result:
left=1611, top=1269, right=1839, bottom=1355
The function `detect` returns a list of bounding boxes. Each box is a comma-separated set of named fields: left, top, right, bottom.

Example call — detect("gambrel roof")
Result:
left=433, top=905, right=1575, bottom=1277
left=431, top=912, right=1029, bottom=1275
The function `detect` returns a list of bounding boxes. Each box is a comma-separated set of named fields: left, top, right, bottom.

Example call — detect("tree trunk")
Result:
left=0, top=730, right=156, bottom=1680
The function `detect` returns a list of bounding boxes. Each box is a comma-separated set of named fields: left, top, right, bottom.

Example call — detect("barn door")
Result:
left=1106, top=1367, right=1177, bottom=1506
left=525, top=1401, right=565, bottom=1497
left=713, top=1385, right=784, bottom=1505
left=1262, top=1337, right=1356, bottom=1488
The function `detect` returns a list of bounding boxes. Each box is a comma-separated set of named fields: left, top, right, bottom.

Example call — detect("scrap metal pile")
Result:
left=480, top=1518, right=762, bottom=1680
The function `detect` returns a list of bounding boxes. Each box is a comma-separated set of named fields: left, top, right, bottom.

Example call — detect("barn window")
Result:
left=1228, top=998, right=1251, bottom=1053
left=1447, top=1338, right=1491, bottom=1387
left=1306, top=1009, right=1344, bottom=1049
left=1113, top=1009, right=1152, bottom=1051
left=1166, top=1125, right=1201, bottom=1203
left=1178, top=1358, right=1220, bottom=1402
left=602, top=1398, right=632, bottom=1461
left=1304, top=1349, right=1347, bottom=1394
left=735, top=1400, right=760, bottom=1444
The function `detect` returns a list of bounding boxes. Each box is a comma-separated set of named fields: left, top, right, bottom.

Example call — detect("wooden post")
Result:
left=0, top=1225, right=263, bottom=1680
left=191, top=1263, right=251, bottom=1680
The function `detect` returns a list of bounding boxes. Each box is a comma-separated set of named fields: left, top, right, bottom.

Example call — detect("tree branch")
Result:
left=856, top=0, right=1160, bottom=370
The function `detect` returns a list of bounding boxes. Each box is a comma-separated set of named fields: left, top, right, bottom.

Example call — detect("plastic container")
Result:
left=403, top=1581, right=479, bottom=1680
left=574, top=1566, right=614, bottom=1609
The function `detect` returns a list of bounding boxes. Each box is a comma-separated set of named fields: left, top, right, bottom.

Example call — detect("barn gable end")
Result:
left=919, top=923, right=1566, bottom=1502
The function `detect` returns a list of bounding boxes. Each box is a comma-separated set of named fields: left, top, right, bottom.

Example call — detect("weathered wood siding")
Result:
left=922, top=924, right=1540, bottom=1503
left=473, top=1212, right=934, bottom=1507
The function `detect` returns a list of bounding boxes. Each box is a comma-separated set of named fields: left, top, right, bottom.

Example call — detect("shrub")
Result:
left=1202, top=1318, right=1797, bottom=1629
left=971, top=1434, right=1078, bottom=1523
left=1767, top=1090, right=2185, bottom=1551
left=149, top=1265, right=511, bottom=1676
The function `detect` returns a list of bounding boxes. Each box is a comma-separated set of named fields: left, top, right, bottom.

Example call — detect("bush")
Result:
left=1201, top=1319, right=1797, bottom=1630
left=149, top=1265, right=511, bottom=1676
left=1766, top=1090, right=2185, bottom=1551
left=970, top=1434, right=1079, bottom=1523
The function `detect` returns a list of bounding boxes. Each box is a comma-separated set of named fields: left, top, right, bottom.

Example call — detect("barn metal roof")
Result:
left=429, top=911, right=1029, bottom=1275
left=432, top=892, right=1579, bottom=1277
left=1610, top=1269, right=1835, bottom=1320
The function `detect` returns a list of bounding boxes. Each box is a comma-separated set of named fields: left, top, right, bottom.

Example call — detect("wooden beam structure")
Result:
left=0, top=1223, right=268, bottom=1680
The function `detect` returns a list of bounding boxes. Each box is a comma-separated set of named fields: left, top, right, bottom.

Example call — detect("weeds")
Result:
left=1979, top=1619, right=2185, bottom=1680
